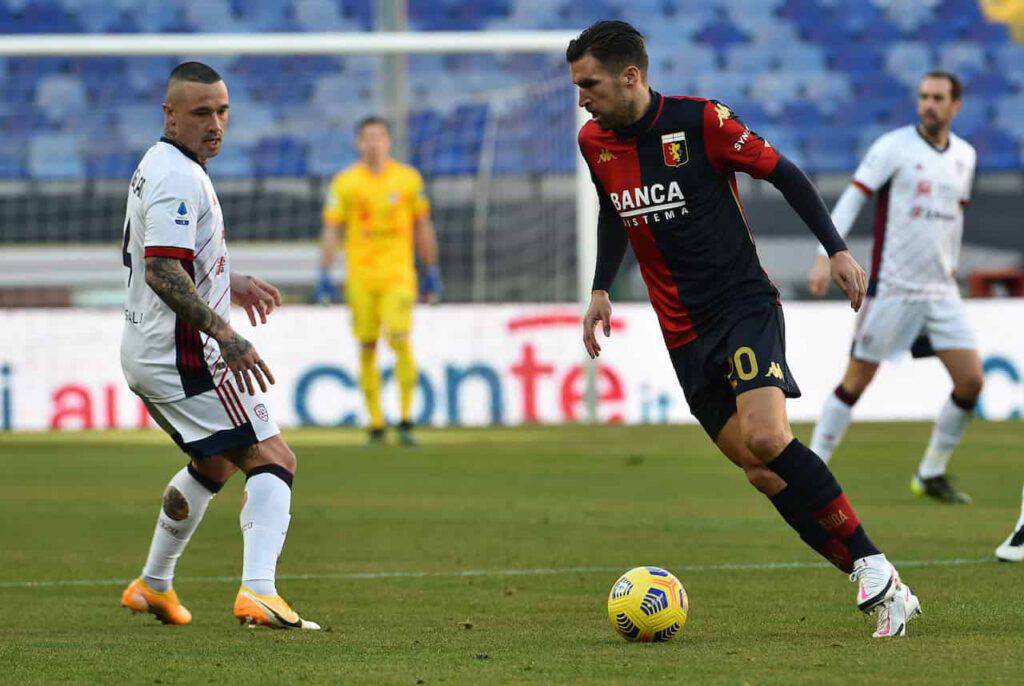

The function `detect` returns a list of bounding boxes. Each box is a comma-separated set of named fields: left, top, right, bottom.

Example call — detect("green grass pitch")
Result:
left=1, top=422, right=1022, bottom=684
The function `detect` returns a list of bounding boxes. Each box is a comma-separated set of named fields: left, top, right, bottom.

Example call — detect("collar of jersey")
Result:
left=613, top=89, right=663, bottom=139
left=159, top=136, right=206, bottom=169
left=913, top=125, right=950, bottom=154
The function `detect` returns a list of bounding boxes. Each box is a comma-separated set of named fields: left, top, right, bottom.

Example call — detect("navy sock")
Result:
left=768, top=439, right=881, bottom=562
left=769, top=487, right=854, bottom=572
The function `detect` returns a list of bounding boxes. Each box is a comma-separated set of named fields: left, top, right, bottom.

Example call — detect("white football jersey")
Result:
left=121, top=138, right=231, bottom=402
left=853, top=125, right=976, bottom=299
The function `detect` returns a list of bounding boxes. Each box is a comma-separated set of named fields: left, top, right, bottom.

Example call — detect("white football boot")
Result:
left=872, top=582, right=921, bottom=638
left=995, top=524, right=1024, bottom=562
left=850, top=553, right=898, bottom=613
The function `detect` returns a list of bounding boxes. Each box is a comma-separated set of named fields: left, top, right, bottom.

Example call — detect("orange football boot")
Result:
left=121, top=577, right=192, bottom=625
left=233, top=585, right=320, bottom=630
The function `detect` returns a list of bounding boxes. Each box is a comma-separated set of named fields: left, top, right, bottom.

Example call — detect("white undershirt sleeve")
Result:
left=816, top=183, right=869, bottom=256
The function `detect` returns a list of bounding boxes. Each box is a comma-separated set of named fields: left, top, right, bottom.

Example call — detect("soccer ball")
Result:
left=607, top=566, right=688, bottom=642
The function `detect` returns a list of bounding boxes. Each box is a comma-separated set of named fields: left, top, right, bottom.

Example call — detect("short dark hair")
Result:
left=921, top=70, right=963, bottom=101
left=168, top=61, right=222, bottom=86
left=566, top=20, right=648, bottom=76
left=356, top=115, right=391, bottom=134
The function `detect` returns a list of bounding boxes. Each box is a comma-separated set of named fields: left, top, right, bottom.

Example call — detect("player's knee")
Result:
left=742, top=426, right=792, bottom=461
left=162, top=486, right=189, bottom=521
left=387, top=332, right=409, bottom=349
left=954, top=374, right=984, bottom=403
left=271, top=443, right=297, bottom=474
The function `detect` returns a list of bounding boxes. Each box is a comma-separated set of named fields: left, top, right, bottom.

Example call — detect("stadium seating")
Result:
left=0, top=0, right=1021, bottom=179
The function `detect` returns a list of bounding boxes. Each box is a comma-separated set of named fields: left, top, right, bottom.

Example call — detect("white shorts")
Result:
left=141, top=381, right=280, bottom=459
left=851, top=297, right=977, bottom=363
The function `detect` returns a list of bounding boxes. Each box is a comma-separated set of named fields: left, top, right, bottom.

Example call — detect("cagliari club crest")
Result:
left=661, top=131, right=688, bottom=167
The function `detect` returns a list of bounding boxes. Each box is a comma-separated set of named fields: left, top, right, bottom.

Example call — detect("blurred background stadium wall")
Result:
left=0, top=0, right=1021, bottom=429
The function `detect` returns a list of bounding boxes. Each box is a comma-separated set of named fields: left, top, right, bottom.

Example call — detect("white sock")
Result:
left=141, top=466, right=218, bottom=592
left=1013, top=483, right=1024, bottom=533
left=810, top=391, right=855, bottom=464
left=917, top=396, right=972, bottom=479
left=240, top=471, right=292, bottom=597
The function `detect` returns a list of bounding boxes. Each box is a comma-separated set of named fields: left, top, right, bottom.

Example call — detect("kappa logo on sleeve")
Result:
left=714, top=102, right=733, bottom=127
left=175, top=201, right=190, bottom=226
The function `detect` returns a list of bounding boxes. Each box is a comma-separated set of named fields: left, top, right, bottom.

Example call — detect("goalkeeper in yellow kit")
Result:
left=317, top=116, right=441, bottom=445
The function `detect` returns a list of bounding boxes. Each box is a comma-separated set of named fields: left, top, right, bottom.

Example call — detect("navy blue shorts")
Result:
left=668, top=302, right=801, bottom=440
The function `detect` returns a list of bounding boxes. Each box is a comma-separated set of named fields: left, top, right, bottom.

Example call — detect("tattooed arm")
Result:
left=145, top=256, right=274, bottom=394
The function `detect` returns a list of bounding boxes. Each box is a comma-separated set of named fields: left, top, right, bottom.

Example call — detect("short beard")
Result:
left=919, top=118, right=944, bottom=136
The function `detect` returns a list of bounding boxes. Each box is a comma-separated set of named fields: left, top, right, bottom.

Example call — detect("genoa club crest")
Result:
left=661, top=131, right=688, bottom=167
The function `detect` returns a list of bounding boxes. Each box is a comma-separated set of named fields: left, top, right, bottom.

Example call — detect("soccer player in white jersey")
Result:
left=118, top=62, right=318, bottom=629
left=807, top=71, right=982, bottom=504
left=996, top=482, right=1024, bottom=562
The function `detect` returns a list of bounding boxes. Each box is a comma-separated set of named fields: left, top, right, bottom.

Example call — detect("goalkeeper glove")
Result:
left=421, top=265, right=443, bottom=302
left=313, top=270, right=339, bottom=304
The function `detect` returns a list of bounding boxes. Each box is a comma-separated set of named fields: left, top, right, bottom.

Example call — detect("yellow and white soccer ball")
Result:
left=607, top=566, right=688, bottom=642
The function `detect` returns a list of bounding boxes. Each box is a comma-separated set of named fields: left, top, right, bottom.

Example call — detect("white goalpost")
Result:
left=0, top=30, right=602, bottom=419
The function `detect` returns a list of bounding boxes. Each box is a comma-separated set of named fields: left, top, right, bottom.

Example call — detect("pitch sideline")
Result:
left=0, top=555, right=995, bottom=589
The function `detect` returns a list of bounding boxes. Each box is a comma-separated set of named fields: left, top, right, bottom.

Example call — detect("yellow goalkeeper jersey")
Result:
left=323, top=160, right=430, bottom=290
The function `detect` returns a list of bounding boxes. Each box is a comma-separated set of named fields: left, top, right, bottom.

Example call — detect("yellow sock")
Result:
left=391, top=336, right=417, bottom=423
left=359, top=344, right=384, bottom=429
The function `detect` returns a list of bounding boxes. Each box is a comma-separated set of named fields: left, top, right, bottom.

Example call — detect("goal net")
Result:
left=0, top=31, right=594, bottom=304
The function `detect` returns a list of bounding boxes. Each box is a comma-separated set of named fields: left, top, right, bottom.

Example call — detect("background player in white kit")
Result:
left=118, top=62, right=318, bottom=629
left=807, top=71, right=983, bottom=504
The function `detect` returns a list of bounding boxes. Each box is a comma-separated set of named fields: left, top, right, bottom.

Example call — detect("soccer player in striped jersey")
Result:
left=119, top=62, right=318, bottom=629
left=807, top=72, right=981, bottom=504
left=570, top=21, right=919, bottom=637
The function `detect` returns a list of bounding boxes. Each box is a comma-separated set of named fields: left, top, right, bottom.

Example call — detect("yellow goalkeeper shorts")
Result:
left=346, top=281, right=415, bottom=344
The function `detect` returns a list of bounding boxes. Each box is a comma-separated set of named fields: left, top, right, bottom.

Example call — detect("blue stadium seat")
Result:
left=28, top=132, right=84, bottom=180
left=939, top=41, right=989, bottom=80
left=86, top=149, right=140, bottom=180
left=884, top=42, right=935, bottom=86
left=228, top=103, right=277, bottom=146
left=307, top=129, right=356, bottom=177
left=881, top=0, right=936, bottom=33
left=967, top=129, right=1020, bottom=171
left=803, top=72, right=853, bottom=115
left=0, top=140, right=27, bottom=179
left=34, top=73, right=87, bottom=125
left=694, top=14, right=750, bottom=49
left=994, top=95, right=1024, bottom=139
left=253, top=137, right=307, bottom=177
left=696, top=71, right=752, bottom=105
left=750, top=72, right=801, bottom=116
left=803, top=129, right=858, bottom=173
left=953, top=98, right=989, bottom=138
left=726, top=44, right=778, bottom=73
left=827, top=41, right=883, bottom=74
left=207, top=144, right=253, bottom=178
left=183, top=0, right=236, bottom=33
left=294, top=0, right=362, bottom=31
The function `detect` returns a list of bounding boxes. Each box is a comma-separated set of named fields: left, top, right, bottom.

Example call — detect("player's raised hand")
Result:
left=583, top=290, right=613, bottom=359
left=231, top=274, right=283, bottom=326
left=217, top=327, right=275, bottom=395
left=807, top=255, right=831, bottom=297
left=829, top=250, right=867, bottom=312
